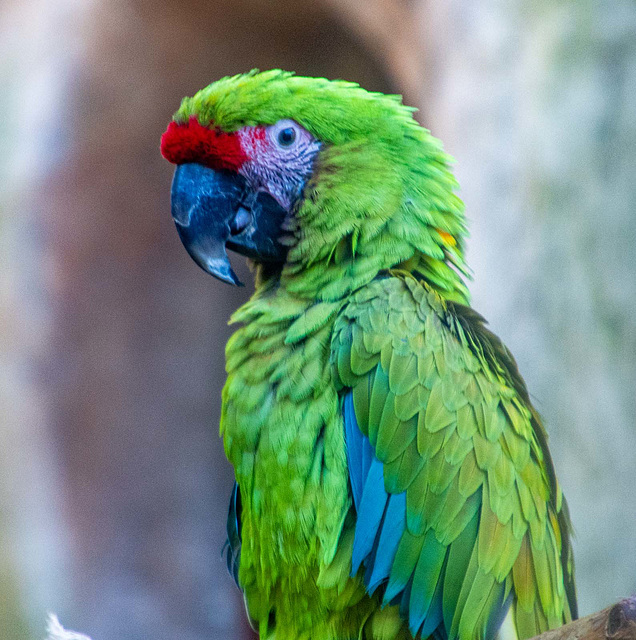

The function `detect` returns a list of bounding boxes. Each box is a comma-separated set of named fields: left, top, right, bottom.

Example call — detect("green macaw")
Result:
left=160, top=70, right=576, bottom=640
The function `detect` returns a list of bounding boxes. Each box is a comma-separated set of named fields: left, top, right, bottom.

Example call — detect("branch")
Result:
left=531, top=597, right=636, bottom=640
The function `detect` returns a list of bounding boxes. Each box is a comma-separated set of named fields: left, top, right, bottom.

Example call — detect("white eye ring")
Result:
left=269, top=119, right=301, bottom=150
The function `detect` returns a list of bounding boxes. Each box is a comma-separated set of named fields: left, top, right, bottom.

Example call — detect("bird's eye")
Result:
left=269, top=119, right=308, bottom=150
left=277, top=127, right=296, bottom=147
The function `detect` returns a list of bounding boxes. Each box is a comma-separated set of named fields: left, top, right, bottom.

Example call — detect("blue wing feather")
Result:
left=345, top=391, right=417, bottom=610
left=367, top=492, right=407, bottom=593
left=351, top=456, right=388, bottom=574
left=344, top=392, right=366, bottom=508
left=343, top=390, right=463, bottom=639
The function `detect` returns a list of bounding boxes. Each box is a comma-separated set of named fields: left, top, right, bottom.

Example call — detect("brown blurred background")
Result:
left=1, top=1, right=635, bottom=639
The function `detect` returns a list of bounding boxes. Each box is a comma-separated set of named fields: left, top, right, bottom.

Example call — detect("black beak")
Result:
left=170, top=163, right=288, bottom=285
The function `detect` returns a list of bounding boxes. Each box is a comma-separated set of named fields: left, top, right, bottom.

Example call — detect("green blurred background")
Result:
left=1, top=1, right=635, bottom=638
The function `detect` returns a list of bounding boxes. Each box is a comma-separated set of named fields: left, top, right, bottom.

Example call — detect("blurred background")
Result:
left=1, top=1, right=635, bottom=639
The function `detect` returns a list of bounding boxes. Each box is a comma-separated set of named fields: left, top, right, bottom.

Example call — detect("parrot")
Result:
left=160, top=69, right=577, bottom=640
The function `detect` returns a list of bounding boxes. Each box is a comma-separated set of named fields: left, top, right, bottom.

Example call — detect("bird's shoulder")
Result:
left=331, top=273, right=557, bottom=504
left=332, top=273, right=517, bottom=402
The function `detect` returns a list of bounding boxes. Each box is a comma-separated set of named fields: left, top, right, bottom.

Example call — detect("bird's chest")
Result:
left=221, top=315, right=350, bottom=593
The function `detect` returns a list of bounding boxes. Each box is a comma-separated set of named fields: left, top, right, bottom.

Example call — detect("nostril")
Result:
left=230, top=207, right=251, bottom=235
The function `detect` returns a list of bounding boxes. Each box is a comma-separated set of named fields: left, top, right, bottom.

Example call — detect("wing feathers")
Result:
left=368, top=493, right=408, bottom=592
left=352, top=457, right=389, bottom=575
left=333, top=278, right=575, bottom=640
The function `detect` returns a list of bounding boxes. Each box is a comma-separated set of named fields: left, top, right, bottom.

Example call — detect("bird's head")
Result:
left=161, top=70, right=469, bottom=301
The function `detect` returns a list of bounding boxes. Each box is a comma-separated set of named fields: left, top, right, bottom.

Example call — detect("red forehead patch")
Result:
left=160, top=117, right=247, bottom=172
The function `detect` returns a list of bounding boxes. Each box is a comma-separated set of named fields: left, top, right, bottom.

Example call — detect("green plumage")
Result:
left=173, top=70, right=576, bottom=639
